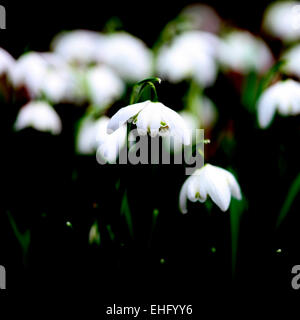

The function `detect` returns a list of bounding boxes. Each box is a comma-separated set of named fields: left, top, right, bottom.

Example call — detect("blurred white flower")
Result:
left=9, top=52, right=48, bottom=98
left=281, top=44, right=300, bottom=78
left=97, top=32, right=153, bottom=82
left=218, top=31, right=273, bottom=74
left=9, top=51, right=86, bottom=104
left=86, top=65, right=124, bottom=109
left=51, top=30, right=104, bottom=65
left=180, top=4, right=221, bottom=34
left=77, top=115, right=126, bottom=163
left=0, top=47, right=14, bottom=77
left=96, top=117, right=127, bottom=164
left=263, top=1, right=300, bottom=42
left=107, top=100, right=191, bottom=145
left=257, top=79, right=300, bottom=128
left=179, top=164, right=242, bottom=213
left=156, top=31, right=219, bottom=87
left=14, top=101, right=62, bottom=135
left=76, top=116, right=103, bottom=155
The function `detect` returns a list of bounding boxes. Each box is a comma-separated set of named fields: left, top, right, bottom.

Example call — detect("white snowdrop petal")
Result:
left=204, top=173, right=231, bottom=212
left=107, top=101, right=147, bottom=133
left=14, top=101, right=62, bottom=135
left=179, top=178, right=190, bottom=214
left=187, top=177, right=199, bottom=202
left=161, top=105, right=191, bottom=145
left=258, top=93, right=277, bottom=128
left=257, top=80, right=300, bottom=128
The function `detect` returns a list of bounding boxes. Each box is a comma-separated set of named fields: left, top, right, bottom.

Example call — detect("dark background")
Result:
left=0, top=0, right=299, bottom=307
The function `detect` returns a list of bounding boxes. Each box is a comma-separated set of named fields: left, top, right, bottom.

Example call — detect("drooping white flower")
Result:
left=179, top=164, right=242, bottom=213
left=263, top=1, right=300, bottom=42
left=257, top=79, right=300, bottom=128
left=85, top=65, right=124, bottom=109
left=9, top=52, right=48, bottom=98
left=14, top=101, right=62, bottom=135
left=218, top=31, right=273, bottom=74
left=51, top=30, right=104, bottom=65
left=156, top=31, right=220, bottom=87
left=0, top=47, right=14, bottom=77
left=107, top=100, right=191, bottom=145
left=281, top=44, right=300, bottom=78
left=97, top=32, right=153, bottom=82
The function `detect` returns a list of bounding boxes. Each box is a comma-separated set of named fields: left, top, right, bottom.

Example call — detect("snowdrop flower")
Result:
left=281, top=44, right=300, bottom=78
left=179, top=164, right=242, bottom=213
left=86, top=65, right=124, bottom=109
left=107, top=100, right=191, bottom=145
left=97, top=32, right=153, bottom=82
left=218, top=31, right=273, bottom=74
left=156, top=31, right=220, bottom=87
left=9, top=52, right=48, bottom=98
left=263, top=1, right=300, bottom=42
left=0, top=47, right=14, bottom=77
left=14, top=101, right=62, bottom=135
left=257, top=79, right=300, bottom=128
left=51, top=30, right=104, bottom=65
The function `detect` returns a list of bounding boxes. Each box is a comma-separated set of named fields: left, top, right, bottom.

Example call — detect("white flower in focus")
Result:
left=51, top=30, right=104, bottom=65
left=0, top=48, right=14, bottom=77
left=218, top=31, right=273, bottom=74
left=86, top=65, right=124, bottom=109
left=179, top=164, right=242, bottom=213
left=107, top=100, right=191, bottom=145
left=281, top=44, right=300, bottom=78
left=156, top=31, right=219, bottom=87
left=97, top=32, right=153, bottom=82
left=257, top=79, right=300, bottom=128
left=14, top=101, right=62, bottom=135
left=263, top=1, right=300, bottom=42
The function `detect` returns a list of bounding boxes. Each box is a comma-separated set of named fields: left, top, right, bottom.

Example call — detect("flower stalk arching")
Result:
left=130, top=77, right=161, bottom=104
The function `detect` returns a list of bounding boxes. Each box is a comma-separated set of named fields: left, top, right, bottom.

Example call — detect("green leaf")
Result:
left=120, top=190, right=134, bottom=238
left=7, top=211, right=31, bottom=264
left=276, top=171, right=300, bottom=228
